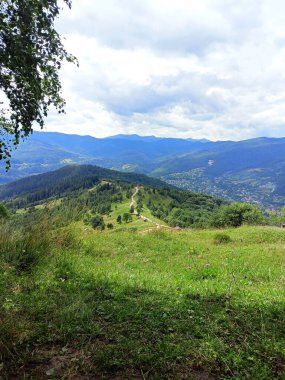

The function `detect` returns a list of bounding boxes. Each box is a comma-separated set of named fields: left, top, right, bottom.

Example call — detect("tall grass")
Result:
left=0, top=218, right=52, bottom=272
left=0, top=216, right=81, bottom=373
left=1, top=225, right=285, bottom=378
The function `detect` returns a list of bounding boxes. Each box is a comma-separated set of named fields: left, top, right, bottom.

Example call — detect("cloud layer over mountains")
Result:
left=45, top=0, right=285, bottom=140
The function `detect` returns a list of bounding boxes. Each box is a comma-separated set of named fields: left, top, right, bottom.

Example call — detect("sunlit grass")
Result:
left=1, top=225, right=285, bottom=378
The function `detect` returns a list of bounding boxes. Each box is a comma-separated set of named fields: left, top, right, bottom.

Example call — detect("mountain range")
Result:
left=1, top=131, right=285, bottom=208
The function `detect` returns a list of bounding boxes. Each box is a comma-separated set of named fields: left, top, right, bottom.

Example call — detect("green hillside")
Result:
left=1, top=219, right=285, bottom=379
left=1, top=165, right=228, bottom=230
left=1, top=168, right=284, bottom=378
left=0, top=165, right=172, bottom=202
left=1, top=164, right=274, bottom=232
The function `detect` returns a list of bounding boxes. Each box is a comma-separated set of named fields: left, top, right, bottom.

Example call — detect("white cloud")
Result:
left=41, top=0, right=285, bottom=140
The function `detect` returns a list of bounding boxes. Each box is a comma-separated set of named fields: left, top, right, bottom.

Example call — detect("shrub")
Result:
left=213, top=233, right=232, bottom=245
left=122, top=213, right=132, bottom=223
left=210, top=203, right=265, bottom=228
left=90, top=214, right=105, bottom=230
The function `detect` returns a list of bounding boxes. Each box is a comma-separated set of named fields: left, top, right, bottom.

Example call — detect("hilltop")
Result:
left=0, top=164, right=171, bottom=202
left=1, top=164, right=227, bottom=230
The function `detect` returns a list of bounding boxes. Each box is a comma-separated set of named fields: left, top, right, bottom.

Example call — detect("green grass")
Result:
left=1, top=224, right=285, bottom=379
left=103, top=191, right=167, bottom=232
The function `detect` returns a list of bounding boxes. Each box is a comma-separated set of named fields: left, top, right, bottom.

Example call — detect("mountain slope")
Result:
left=2, top=132, right=285, bottom=207
left=155, top=137, right=285, bottom=207
left=0, top=164, right=171, bottom=201
left=153, top=137, right=285, bottom=176
left=1, top=164, right=226, bottom=229
left=0, top=132, right=215, bottom=184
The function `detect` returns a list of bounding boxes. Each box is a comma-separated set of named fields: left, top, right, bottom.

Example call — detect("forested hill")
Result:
left=1, top=164, right=269, bottom=229
left=3, top=132, right=285, bottom=207
left=0, top=164, right=171, bottom=202
left=1, top=164, right=229, bottom=229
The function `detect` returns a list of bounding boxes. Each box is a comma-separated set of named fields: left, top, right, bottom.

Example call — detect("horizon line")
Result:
left=33, top=129, right=285, bottom=143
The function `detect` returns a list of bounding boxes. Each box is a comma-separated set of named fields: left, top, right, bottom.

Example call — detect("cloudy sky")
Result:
left=44, top=0, right=285, bottom=140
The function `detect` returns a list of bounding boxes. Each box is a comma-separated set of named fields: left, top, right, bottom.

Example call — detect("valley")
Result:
left=2, top=132, right=285, bottom=208
left=1, top=2, right=285, bottom=379
left=161, top=167, right=277, bottom=207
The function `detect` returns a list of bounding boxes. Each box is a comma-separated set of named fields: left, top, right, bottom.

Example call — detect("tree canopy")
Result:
left=0, top=0, right=77, bottom=168
left=210, top=203, right=265, bottom=228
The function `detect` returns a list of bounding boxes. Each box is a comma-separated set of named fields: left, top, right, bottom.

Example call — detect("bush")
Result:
left=213, top=233, right=232, bottom=245
left=122, top=213, right=132, bottom=223
left=210, top=203, right=265, bottom=228
left=90, top=214, right=105, bottom=230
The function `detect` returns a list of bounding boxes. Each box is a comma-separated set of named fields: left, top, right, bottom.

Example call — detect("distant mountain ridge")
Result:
left=1, top=131, right=285, bottom=207
left=0, top=131, right=216, bottom=184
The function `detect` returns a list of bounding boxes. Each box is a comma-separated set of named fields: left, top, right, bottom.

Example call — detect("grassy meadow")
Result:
left=1, top=220, right=285, bottom=379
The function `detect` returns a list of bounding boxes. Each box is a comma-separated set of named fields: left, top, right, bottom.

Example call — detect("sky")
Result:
left=43, top=0, right=285, bottom=140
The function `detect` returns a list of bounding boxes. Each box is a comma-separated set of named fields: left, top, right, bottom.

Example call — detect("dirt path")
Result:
left=130, top=186, right=173, bottom=230
left=130, top=185, right=139, bottom=209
